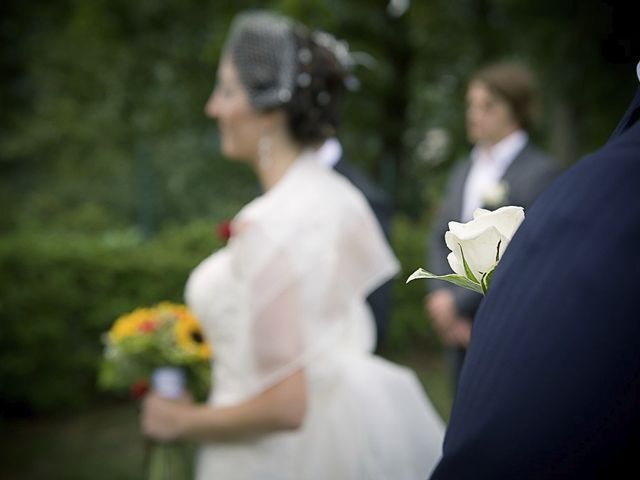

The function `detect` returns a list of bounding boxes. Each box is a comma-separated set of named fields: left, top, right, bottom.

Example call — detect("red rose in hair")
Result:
left=217, top=219, right=233, bottom=243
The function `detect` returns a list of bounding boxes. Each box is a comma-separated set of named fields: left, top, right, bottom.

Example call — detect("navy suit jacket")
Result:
left=431, top=87, right=640, bottom=479
left=334, top=157, right=393, bottom=351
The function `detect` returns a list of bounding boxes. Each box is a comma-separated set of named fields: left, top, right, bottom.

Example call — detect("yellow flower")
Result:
left=109, top=307, right=158, bottom=343
left=175, top=310, right=211, bottom=360
left=108, top=302, right=211, bottom=360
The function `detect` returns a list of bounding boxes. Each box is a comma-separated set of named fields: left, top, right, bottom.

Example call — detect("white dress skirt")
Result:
left=185, top=152, right=445, bottom=479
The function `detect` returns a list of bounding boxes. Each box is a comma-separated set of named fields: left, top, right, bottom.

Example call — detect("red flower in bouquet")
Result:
left=99, top=302, right=212, bottom=397
left=131, top=378, right=150, bottom=400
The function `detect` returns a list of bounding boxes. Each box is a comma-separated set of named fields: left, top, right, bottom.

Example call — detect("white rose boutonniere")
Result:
left=407, top=206, right=525, bottom=294
left=481, top=180, right=509, bottom=208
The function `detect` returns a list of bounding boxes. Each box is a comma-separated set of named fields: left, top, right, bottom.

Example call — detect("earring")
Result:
left=258, top=133, right=273, bottom=169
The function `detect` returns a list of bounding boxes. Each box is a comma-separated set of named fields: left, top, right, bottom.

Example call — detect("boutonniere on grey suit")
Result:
left=481, top=180, right=510, bottom=208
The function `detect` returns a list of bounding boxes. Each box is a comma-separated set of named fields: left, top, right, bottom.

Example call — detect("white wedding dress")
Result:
left=185, top=151, right=445, bottom=479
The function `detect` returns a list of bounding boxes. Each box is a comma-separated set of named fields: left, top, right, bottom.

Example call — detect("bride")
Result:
left=141, top=10, right=445, bottom=479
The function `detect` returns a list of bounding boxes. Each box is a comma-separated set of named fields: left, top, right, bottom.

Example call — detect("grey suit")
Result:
left=428, top=142, right=559, bottom=390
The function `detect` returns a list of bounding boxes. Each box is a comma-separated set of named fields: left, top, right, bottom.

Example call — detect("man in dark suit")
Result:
left=430, top=63, right=640, bottom=479
left=317, top=137, right=394, bottom=352
left=425, top=62, right=559, bottom=393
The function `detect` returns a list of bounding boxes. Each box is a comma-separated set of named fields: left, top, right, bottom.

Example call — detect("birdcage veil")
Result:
left=222, top=11, right=365, bottom=111
left=222, top=11, right=298, bottom=109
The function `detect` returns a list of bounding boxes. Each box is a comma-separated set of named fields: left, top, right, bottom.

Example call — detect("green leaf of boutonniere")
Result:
left=406, top=268, right=484, bottom=294
left=480, top=264, right=497, bottom=295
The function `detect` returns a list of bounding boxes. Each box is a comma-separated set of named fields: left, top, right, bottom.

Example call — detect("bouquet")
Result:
left=99, top=302, right=212, bottom=480
left=407, top=206, right=525, bottom=294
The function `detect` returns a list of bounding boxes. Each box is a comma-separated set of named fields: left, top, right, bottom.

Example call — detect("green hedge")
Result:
left=0, top=222, right=220, bottom=416
left=386, top=215, right=440, bottom=355
left=0, top=217, right=438, bottom=416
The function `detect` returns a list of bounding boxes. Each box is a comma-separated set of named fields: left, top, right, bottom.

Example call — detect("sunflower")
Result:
left=175, top=311, right=212, bottom=361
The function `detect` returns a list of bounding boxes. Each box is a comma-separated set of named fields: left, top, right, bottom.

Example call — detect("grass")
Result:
left=0, top=352, right=453, bottom=479
left=0, top=402, right=146, bottom=480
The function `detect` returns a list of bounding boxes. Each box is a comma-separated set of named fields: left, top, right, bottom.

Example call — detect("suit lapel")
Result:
left=500, top=143, right=529, bottom=186
left=609, top=87, right=640, bottom=140
left=450, top=161, right=471, bottom=220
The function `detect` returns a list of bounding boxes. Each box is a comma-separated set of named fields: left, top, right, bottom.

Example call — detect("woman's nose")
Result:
left=204, top=93, right=218, bottom=119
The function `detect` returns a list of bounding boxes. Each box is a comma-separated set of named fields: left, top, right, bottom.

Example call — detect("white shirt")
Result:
left=636, top=60, right=640, bottom=83
left=461, top=130, right=528, bottom=221
left=316, top=137, right=342, bottom=169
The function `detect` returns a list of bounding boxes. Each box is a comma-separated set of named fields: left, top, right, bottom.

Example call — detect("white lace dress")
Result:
left=185, top=152, right=445, bottom=479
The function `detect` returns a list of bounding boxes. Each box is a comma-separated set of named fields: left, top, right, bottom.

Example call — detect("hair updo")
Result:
left=224, top=11, right=347, bottom=146
left=283, top=25, right=347, bottom=145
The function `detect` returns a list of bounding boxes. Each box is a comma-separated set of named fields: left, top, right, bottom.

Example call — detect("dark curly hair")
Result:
left=283, top=25, right=347, bottom=145
left=225, top=12, right=348, bottom=146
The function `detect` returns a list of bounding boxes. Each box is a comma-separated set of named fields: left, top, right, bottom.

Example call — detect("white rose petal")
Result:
left=472, top=206, right=524, bottom=238
left=446, top=226, right=509, bottom=281
left=444, top=206, right=524, bottom=282
left=407, top=205, right=525, bottom=295
left=446, top=251, right=464, bottom=277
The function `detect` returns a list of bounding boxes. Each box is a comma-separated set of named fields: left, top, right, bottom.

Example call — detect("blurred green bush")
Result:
left=0, top=221, right=220, bottom=416
left=0, top=216, right=439, bottom=416
left=386, top=215, right=440, bottom=355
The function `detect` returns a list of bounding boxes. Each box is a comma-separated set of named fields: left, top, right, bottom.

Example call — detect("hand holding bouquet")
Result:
left=99, top=302, right=212, bottom=479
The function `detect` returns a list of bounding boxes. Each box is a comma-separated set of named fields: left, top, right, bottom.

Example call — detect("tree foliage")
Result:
left=1, top=0, right=638, bottom=231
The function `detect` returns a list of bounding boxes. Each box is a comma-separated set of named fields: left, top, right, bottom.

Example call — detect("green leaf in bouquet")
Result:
left=98, top=346, right=154, bottom=392
left=187, top=362, right=212, bottom=402
left=117, top=332, right=158, bottom=356
left=406, top=268, right=484, bottom=294
left=97, top=358, right=122, bottom=391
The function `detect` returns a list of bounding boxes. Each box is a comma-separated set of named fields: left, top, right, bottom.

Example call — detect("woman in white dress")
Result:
left=141, top=11, right=445, bottom=479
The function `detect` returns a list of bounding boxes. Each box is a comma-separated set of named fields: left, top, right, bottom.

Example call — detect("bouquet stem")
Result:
left=146, top=367, right=192, bottom=479
left=147, top=440, right=192, bottom=480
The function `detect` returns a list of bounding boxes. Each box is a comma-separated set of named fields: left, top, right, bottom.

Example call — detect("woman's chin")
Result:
left=466, top=129, right=481, bottom=144
left=219, top=140, right=255, bottom=163
left=220, top=144, right=243, bottom=161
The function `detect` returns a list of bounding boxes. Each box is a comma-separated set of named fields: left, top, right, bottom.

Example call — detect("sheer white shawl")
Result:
left=225, top=151, right=399, bottom=396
